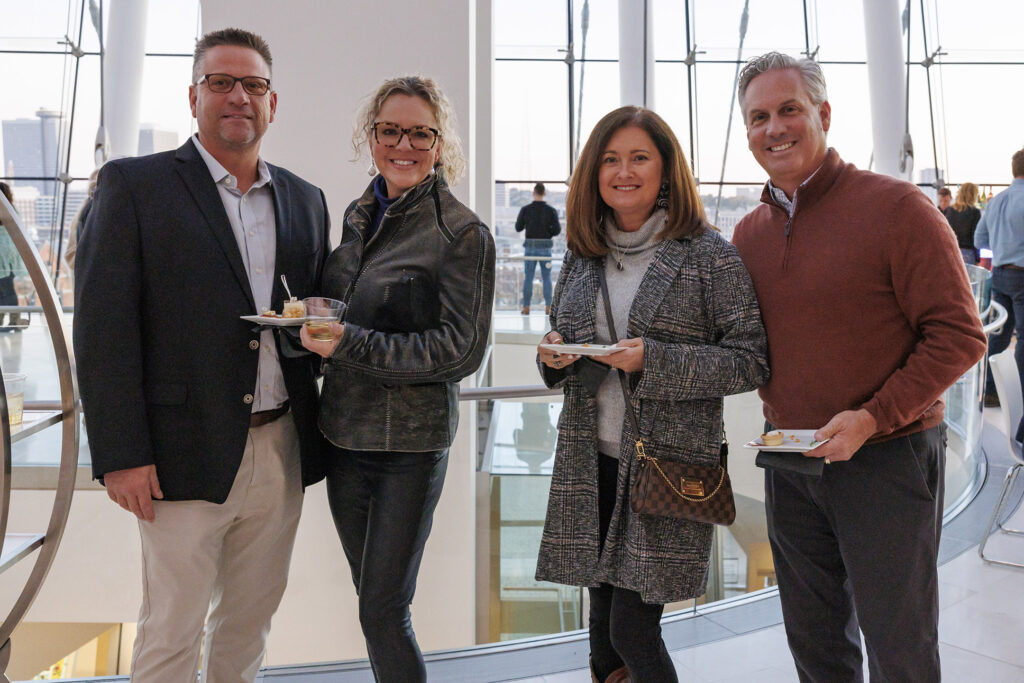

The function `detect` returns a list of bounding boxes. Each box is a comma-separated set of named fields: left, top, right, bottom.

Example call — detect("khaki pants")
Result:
left=130, top=414, right=303, bottom=683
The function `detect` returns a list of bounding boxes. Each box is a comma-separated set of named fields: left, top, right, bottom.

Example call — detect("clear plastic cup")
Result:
left=3, top=372, right=26, bottom=425
left=303, top=297, right=346, bottom=341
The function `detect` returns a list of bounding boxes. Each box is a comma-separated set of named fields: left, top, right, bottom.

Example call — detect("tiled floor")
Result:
left=512, top=481, right=1024, bottom=683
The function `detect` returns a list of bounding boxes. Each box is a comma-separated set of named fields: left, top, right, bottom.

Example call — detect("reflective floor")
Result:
left=515, top=507, right=1024, bottom=683
left=512, top=405, right=1024, bottom=683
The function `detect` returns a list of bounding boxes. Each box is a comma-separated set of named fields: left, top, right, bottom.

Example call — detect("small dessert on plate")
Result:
left=761, top=430, right=784, bottom=447
left=282, top=299, right=305, bottom=318
left=260, top=309, right=281, bottom=318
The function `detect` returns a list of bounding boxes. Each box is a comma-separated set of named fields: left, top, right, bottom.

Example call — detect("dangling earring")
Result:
left=656, top=180, right=670, bottom=209
left=367, top=158, right=377, bottom=177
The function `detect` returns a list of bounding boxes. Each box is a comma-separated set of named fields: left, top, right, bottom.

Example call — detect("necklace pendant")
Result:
left=616, top=260, right=625, bottom=271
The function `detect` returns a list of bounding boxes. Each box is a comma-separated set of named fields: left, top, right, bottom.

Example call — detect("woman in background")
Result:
left=943, top=182, right=982, bottom=265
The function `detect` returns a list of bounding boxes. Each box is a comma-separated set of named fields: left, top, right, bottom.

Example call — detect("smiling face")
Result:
left=743, top=67, right=831, bottom=197
left=597, top=125, right=664, bottom=231
left=189, top=45, right=275, bottom=158
left=371, top=94, right=442, bottom=198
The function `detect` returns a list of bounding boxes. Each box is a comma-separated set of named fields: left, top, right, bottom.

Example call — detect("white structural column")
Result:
left=103, top=0, right=148, bottom=158
left=617, top=0, right=655, bottom=108
left=862, top=0, right=911, bottom=180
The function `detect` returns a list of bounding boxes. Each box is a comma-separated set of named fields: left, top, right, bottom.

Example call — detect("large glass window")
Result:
left=1, top=0, right=199, bottom=298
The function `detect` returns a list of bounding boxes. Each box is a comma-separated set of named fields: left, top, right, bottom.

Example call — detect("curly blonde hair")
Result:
left=352, top=75, right=465, bottom=184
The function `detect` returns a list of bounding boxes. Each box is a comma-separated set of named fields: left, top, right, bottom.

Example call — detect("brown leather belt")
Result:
left=250, top=401, right=289, bottom=428
left=999, top=264, right=1024, bottom=270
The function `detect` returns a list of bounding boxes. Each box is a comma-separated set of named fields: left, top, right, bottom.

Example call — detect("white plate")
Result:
left=540, top=343, right=626, bottom=357
left=240, top=314, right=307, bottom=327
left=743, top=430, right=830, bottom=453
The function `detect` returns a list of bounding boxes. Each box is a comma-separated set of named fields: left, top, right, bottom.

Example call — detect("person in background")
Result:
left=975, top=149, right=1024, bottom=419
left=62, top=168, right=101, bottom=276
left=516, top=181, right=561, bottom=315
left=733, top=51, right=986, bottom=682
left=74, top=28, right=330, bottom=681
left=300, top=75, right=495, bottom=683
left=936, top=186, right=952, bottom=211
left=942, top=182, right=982, bottom=266
left=535, top=106, right=768, bottom=683
left=0, top=182, right=28, bottom=331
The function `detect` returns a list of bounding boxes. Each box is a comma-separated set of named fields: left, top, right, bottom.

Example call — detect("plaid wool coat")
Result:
left=535, top=228, right=769, bottom=603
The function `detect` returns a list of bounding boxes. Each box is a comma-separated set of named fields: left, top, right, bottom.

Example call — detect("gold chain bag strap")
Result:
left=597, top=265, right=736, bottom=526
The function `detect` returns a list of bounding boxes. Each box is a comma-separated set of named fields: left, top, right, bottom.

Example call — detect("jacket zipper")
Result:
left=343, top=204, right=395, bottom=308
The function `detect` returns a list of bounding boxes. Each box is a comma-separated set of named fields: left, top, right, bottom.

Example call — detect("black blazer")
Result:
left=74, top=139, right=331, bottom=503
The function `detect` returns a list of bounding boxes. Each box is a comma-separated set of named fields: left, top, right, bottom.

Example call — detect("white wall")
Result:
left=202, top=0, right=490, bottom=241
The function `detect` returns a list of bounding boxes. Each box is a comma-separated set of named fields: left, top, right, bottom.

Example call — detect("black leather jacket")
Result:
left=319, top=173, right=495, bottom=451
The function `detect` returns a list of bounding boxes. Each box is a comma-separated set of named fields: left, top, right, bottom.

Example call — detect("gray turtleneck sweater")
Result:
left=595, top=208, right=666, bottom=457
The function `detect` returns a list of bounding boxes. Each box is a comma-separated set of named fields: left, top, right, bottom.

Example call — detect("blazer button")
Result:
left=249, top=339, right=260, bottom=350
left=243, top=394, right=254, bottom=405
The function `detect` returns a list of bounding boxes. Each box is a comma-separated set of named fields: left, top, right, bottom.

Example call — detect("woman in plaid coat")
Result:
left=535, top=107, right=769, bottom=683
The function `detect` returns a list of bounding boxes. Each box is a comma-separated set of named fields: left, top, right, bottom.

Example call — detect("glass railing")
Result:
left=1, top=263, right=998, bottom=666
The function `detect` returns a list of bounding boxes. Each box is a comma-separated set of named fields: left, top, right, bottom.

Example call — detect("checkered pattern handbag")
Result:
left=628, top=439, right=736, bottom=526
left=597, top=266, right=736, bottom=526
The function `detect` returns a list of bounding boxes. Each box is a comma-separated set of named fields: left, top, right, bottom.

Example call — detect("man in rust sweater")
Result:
left=732, top=52, right=986, bottom=682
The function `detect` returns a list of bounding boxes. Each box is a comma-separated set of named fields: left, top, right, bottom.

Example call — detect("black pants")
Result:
left=589, top=453, right=678, bottom=682
left=326, top=446, right=449, bottom=683
left=766, top=426, right=945, bottom=683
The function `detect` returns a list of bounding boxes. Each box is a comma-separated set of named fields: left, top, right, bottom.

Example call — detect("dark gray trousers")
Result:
left=766, top=425, right=946, bottom=683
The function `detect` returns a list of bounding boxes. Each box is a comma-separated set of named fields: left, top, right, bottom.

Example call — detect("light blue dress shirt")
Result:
left=192, top=134, right=288, bottom=412
left=975, top=178, right=1024, bottom=267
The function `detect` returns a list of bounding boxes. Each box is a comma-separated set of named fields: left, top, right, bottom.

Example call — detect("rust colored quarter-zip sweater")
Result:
left=733, top=149, right=987, bottom=442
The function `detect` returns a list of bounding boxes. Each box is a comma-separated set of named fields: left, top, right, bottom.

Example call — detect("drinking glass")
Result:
left=303, top=297, right=346, bottom=341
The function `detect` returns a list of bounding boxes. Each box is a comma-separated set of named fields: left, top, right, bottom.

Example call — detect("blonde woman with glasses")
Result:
left=300, top=75, right=495, bottom=682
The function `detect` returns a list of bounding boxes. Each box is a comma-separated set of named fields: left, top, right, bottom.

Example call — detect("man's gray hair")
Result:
left=737, top=52, right=828, bottom=111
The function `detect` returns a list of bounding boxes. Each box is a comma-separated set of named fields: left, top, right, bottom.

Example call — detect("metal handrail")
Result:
left=462, top=385, right=561, bottom=401
left=0, top=193, right=80, bottom=668
left=983, top=301, right=1008, bottom=335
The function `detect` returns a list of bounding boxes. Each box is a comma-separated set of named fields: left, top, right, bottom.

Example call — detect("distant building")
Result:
left=494, top=182, right=508, bottom=209
left=137, top=125, right=178, bottom=156
left=2, top=109, right=63, bottom=196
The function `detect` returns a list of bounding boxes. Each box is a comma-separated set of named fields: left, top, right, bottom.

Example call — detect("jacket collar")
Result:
left=758, top=147, right=844, bottom=216
left=575, top=238, right=688, bottom=341
left=349, top=170, right=445, bottom=238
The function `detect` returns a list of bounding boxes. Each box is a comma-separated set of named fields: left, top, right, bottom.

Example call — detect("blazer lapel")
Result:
left=627, top=239, right=688, bottom=338
left=174, top=140, right=255, bottom=310
left=574, top=256, right=601, bottom=343
left=269, top=165, right=292, bottom=306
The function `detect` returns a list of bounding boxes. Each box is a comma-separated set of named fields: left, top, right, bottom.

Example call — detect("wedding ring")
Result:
left=555, top=360, right=563, bottom=367
left=824, top=457, right=831, bottom=465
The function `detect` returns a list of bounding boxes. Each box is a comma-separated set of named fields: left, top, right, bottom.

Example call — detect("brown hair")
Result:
left=566, top=106, right=707, bottom=258
left=192, top=28, right=273, bottom=84
left=352, top=75, right=465, bottom=184
left=1013, top=149, right=1024, bottom=178
left=937, top=187, right=952, bottom=198
left=953, top=183, right=979, bottom=212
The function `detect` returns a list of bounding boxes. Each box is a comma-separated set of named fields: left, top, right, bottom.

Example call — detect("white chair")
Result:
left=978, top=350, right=1024, bottom=567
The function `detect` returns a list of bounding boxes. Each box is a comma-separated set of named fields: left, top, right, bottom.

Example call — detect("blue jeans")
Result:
left=522, top=241, right=553, bottom=308
left=326, top=446, right=449, bottom=683
left=988, top=267, right=1024, bottom=436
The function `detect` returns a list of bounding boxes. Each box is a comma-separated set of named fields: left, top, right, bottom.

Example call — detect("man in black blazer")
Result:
left=74, top=28, right=329, bottom=682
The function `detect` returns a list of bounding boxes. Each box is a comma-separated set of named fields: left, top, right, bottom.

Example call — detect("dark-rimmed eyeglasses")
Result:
left=197, top=73, right=272, bottom=96
left=371, top=122, right=440, bottom=151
